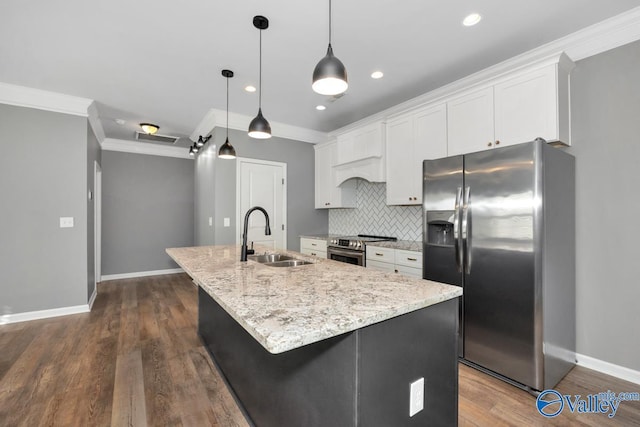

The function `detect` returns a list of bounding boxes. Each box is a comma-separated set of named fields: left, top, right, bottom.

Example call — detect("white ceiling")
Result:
left=1, top=1, right=639, bottom=147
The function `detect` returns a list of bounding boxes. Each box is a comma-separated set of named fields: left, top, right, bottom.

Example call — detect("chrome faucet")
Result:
left=241, top=206, right=271, bottom=261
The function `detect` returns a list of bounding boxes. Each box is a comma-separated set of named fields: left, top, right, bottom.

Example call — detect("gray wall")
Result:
left=0, top=104, right=88, bottom=313
left=567, top=39, right=640, bottom=371
left=195, top=128, right=328, bottom=251
left=86, top=123, right=101, bottom=300
left=101, top=151, right=194, bottom=275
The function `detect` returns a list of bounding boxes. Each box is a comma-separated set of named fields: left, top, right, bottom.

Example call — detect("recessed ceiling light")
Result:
left=245, top=85, right=257, bottom=93
left=463, top=13, right=482, bottom=27
left=371, top=71, right=384, bottom=79
left=316, top=105, right=326, bottom=111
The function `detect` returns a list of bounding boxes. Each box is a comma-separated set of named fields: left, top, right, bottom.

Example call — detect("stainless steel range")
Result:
left=327, top=235, right=397, bottom=266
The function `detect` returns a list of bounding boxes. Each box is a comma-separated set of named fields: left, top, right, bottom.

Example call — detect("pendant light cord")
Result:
left=259, top=29, right=262, bottom=108
left=329, top=0, right=332, bottom=45
left=226, top=75, right=229, bottom=139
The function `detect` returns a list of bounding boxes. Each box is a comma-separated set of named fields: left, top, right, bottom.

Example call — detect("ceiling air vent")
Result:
left=135, top=131, right=180, bottom=144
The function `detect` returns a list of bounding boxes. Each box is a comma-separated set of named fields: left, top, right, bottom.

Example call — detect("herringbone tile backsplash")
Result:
left=328, top=180, right=422, bottom=241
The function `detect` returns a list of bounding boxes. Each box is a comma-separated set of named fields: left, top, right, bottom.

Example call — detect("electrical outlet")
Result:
left=209, top=217, right=213, bottom=227
left=224, top=217, right=230, bottom=227
left=409, top=377, right=424, bottom=417
left=59, top=217, right=74, bottom=228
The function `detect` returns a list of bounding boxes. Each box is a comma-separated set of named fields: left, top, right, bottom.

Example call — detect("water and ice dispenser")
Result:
left=426, top=211, right=456, bottom=246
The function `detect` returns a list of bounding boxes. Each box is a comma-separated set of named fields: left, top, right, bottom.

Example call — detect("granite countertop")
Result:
left=368, top=240, right=422, bottom=252
left=166, top=245, right=461, bottom=354
left=299, top=234, right=341, bottom=241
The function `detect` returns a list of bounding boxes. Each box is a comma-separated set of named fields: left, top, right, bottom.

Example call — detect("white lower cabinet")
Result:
left=366, top=246, right=422, bottom=278
left=300, top=237, right=327, bottom=258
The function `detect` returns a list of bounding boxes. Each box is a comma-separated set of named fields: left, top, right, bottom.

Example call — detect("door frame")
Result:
left=94, top=161, right=102, bottom=284
left=235, top=157, right=288, bottom=249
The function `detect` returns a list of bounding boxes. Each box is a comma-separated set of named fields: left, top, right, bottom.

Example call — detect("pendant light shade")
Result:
left=312, top=0, right=348, bottom=96
left=218, top=137, right=236, bottom=159
left=219, top=69, right=236, bottom=160
left=248, top=108, right=271, bottom=139
left=248, top=15, right=271, bottom=139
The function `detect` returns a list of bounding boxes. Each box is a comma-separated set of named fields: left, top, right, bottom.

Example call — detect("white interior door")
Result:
left=236, top=158, right=287, bottom=250
left=94, top=161, right=102, bottom=283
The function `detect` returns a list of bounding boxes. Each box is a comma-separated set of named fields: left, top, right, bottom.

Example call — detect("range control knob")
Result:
left=356, top=242, right=362, bottom=248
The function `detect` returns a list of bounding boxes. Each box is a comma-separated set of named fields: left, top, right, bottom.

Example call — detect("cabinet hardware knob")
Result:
left=311, top=252, right=316, bottom=256
left=487, top=142, right=493, bottom=147
left=495, top=140, right=501, bottom=145
left=394, top=269, right=399, bottom=273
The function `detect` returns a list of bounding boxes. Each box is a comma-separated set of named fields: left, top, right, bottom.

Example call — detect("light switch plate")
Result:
left=224, top=217, right=230, bottom=227
left=209, top=217, right=213, bottom=227
left=409, top=377, right=424, bottom=417
left=59, top=217, right=74, bottom=228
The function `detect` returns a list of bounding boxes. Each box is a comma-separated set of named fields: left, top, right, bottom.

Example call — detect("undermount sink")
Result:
left=264, top=260, right=313, bottom=268
left=248, top=253, right=296, bottom=263
left=247, top=253, right=312, bottom=267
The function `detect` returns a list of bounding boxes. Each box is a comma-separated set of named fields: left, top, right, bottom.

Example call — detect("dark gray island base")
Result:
left=198, top=287, right=459, bottom=427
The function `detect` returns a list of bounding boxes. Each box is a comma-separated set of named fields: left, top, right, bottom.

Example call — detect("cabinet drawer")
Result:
left=300, top=238, right=327, bottom=251
left=366, top=259, right=395, bottom=272
left=396, top=264, right=423, bottom=279
left=366, top=246, right=395, bottom=263
left=395, top=250, right=422, bottom=268
left=300, top=247, right=327, bottom=259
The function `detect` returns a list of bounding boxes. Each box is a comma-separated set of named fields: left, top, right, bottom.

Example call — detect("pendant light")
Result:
left=218, top=69, right=237, bottom=159
left=248, top=15, right=271, bottom=139
left=312, top=0, right=348, bottom=96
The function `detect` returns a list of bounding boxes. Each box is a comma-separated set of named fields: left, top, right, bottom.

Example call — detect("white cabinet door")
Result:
left=494, top=64, right=557, bottom=147
left=386, top=103, right=447, bottom=205
left=447, top=87, right=495, bottom=156
left=413, top=104, right=447, bottom=203
left=314, top=142, right=356, bottom=209
left=385, top=115, right=415, bottom=205
left=314, top=143, right=332, bottom=209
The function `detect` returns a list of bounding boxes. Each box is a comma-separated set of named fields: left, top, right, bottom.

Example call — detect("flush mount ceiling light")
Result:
left=463, top=13, right=482, bottom=26
left=371, top=71, right=384, bottom=79
left=218, top=69, right=237, bottom=159
left=312, top=0, right=348, bottom=96
left=140, top=123, right=159, bottom=134
left=248, top=15, right=272, bottom=139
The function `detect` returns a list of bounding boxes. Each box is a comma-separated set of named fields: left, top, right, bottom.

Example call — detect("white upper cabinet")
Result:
left=447, top=55, right=573, bottom=156
left=314, top=141, right=356, bottom=209
left=386, top=103, right=447, bottom=205
left=494, top=62, right=570, bottom=146
left=334, top=121, right=386, bottom=185
left=447, top=87, right=495, bottom=156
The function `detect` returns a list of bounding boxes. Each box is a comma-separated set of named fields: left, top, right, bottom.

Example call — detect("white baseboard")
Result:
left=88, top=287, right=98, bottom=310
left=1, top=304, right=90, bottom=325
left=101, top=268, right=184, bottom=282
left=576, top=353, right=640, bottom=385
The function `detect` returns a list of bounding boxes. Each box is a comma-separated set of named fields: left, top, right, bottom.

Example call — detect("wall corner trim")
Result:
left=88, top=287, right=98, bottom=310
left=576, top=353, right=640, bottom=385
left=0, top=81, right=93, bottom=117
left=1, top=304, right=90, bottom=325
left=101, top=138, right=193, bottom=159
left=101, top=268, right=184, bottom=282
left=190, top=108, right=327, bottom=144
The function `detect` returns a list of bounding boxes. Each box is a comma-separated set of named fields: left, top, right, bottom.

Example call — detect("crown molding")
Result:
left=329, top=6, right=640, bottom=137
left=102, top=138, right=193, bottom=159
left=0, top=82, right=93, bottom=117
left=87, top=101, right=106, bottom=144
left=190, top=108, right=327, bottom=144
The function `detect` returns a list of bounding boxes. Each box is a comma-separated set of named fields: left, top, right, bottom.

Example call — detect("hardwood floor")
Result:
left=1, top=273, right=638, bottom=426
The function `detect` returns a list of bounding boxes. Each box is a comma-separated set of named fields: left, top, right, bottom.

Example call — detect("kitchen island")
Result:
left=167, top=245, right=462, bottom=427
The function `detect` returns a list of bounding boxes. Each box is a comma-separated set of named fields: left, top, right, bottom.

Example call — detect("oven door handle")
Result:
left=328, top=247, right=363, bottom=258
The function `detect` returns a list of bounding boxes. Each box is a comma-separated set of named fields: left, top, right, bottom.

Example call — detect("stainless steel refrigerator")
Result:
left=423, top=139, right=575, bottom=392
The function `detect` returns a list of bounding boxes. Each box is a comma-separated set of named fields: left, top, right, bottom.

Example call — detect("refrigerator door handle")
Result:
left=462, top=186, right=471, bottom=274
left=454, top=187, right=463, bottom=272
